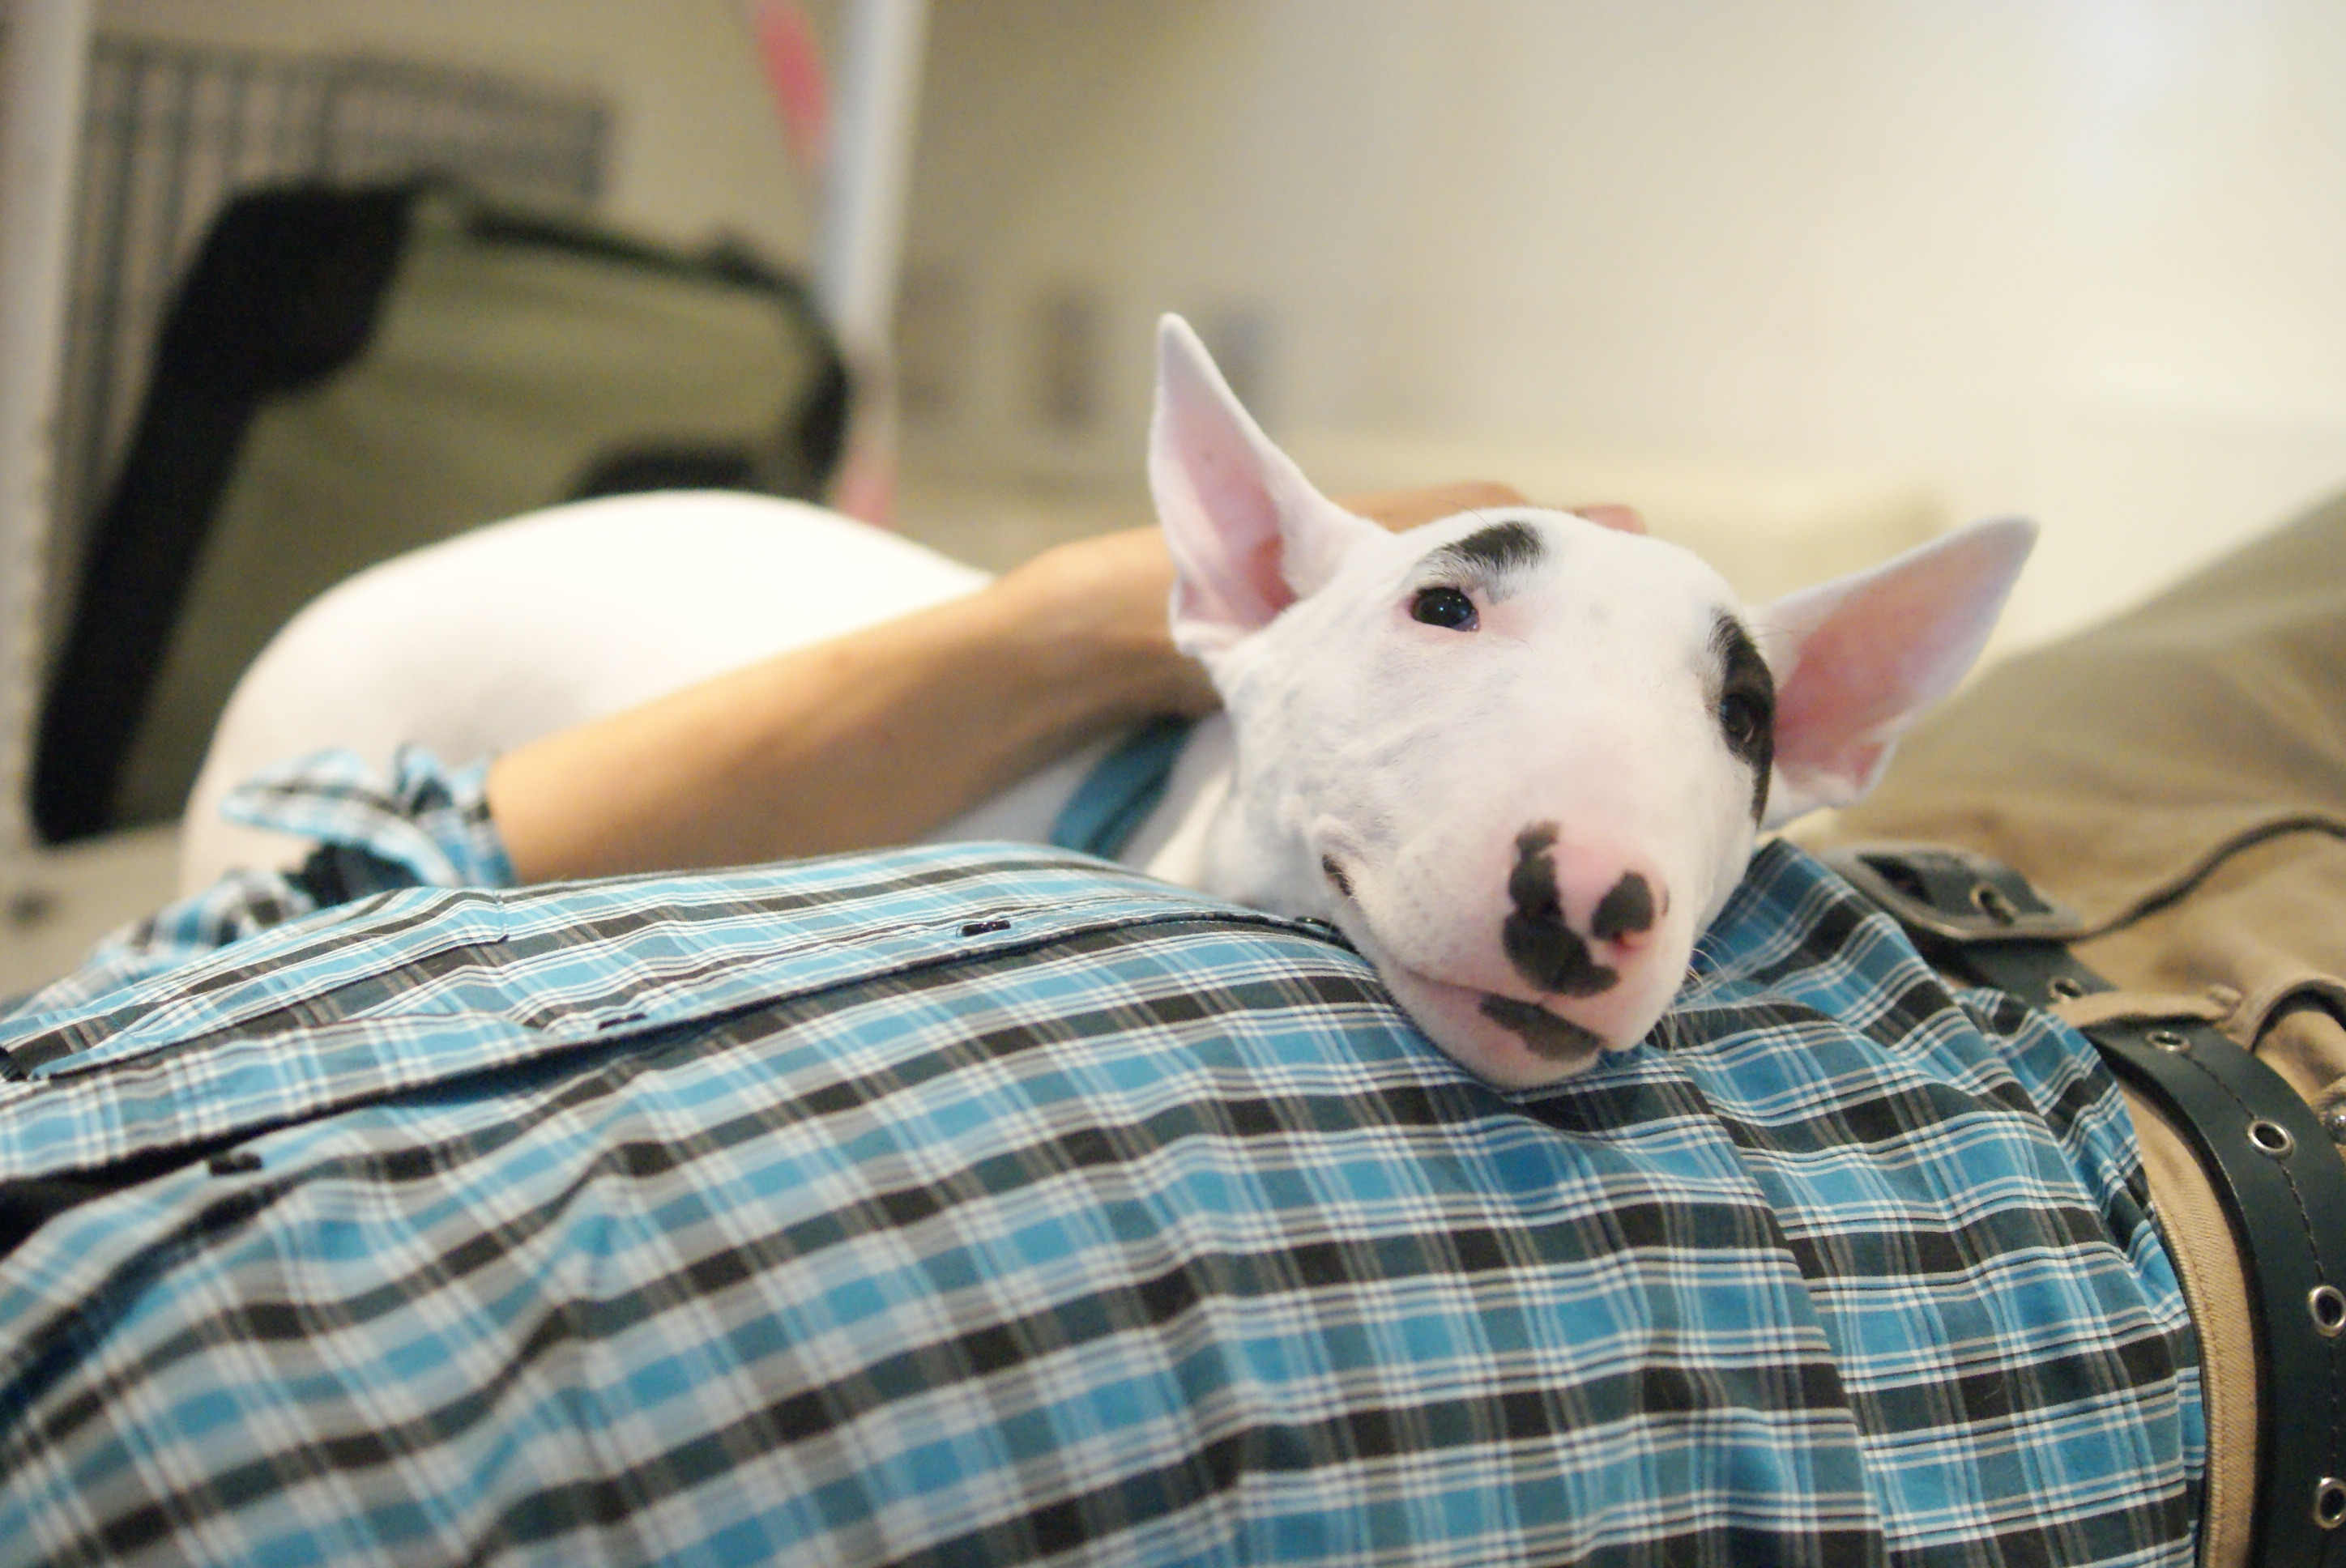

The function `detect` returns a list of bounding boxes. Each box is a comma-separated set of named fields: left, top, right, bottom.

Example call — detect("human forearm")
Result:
left=484, top=484, right=1551, bottom=884
left=484, top=528, right=1207, bottom=880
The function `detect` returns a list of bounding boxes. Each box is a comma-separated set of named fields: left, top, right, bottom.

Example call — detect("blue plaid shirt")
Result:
left=0, top=750, right=2202, bottom=1566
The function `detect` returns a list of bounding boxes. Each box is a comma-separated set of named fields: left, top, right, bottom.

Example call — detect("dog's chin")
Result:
left=1335, top=926, right=1629, bottom=1089
left=1380, top=965, right=1612, bottom=1087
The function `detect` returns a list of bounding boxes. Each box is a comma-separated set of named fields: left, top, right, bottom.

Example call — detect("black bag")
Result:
left=34, top=181, right=848, bottom=842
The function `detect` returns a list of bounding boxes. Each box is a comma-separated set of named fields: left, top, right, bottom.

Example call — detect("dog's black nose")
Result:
left=1591, top=872, right=1655, bottom=941
left=1501, top=824, right=1619, bottom=997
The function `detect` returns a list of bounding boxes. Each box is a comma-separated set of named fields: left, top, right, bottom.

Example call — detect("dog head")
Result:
left=1150, top=313, right=2033, bottom=1087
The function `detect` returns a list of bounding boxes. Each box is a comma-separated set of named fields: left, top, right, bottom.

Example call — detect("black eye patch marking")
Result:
left=1447, top=519, right=1546, bottom=574
left=1711, top=613, right=1776, bottom=822
left=1416, top=518, right=1545, bottom=588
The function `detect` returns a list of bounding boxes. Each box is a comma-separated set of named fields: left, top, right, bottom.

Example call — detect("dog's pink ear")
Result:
left=1753, top=517, right=2036, bottom=827
left=1150, top=315, right=1380, bottom=658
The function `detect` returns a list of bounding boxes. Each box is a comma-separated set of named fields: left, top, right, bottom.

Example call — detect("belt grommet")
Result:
left=1969, top=883, right=2020, bottom=924
left=2147, top=1028, right=2190, bottom=1054
left=2311, top=1285, right=2346, bottom=1338
left=2047, top=975, right=2087, bottom=1002
left=2315, top=1478, right=2346, bottom=1530
left=2248, top=1118, right=2296, bottom=1157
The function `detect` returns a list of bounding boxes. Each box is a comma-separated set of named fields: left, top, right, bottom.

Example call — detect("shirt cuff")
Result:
left=221, top=744, right=516, bottom=893
left=6, top=748, right=514, bottom=1021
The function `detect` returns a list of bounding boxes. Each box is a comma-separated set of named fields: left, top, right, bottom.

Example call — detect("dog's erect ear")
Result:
left=1150, top=314, right=1382, bottom=658
left=1753, top=517, right=2036, bottom=827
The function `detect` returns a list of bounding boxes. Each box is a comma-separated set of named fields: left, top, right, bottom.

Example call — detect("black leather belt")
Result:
left=1825, top=842, right=2346, bottom=1567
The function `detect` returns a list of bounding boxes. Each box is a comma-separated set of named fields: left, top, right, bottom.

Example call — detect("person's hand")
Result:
left=1333, top=483, right=1642, bottom=535
left=1338, top=483, right=1645, bottom=537
left=1336, top=481, right=1529, bottom=530
left=987, top=526, right=1221, bottom=718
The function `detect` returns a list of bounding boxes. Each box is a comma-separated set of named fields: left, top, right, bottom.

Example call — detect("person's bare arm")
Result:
left=485, top=482, right=1542, bottom=883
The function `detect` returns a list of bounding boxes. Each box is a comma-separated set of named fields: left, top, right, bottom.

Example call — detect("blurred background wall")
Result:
left=79, top=0, right=2346, bottom=646
left=9, top=0, right=2345, bottom=988
left=898, top=0, right=2346, bottom=648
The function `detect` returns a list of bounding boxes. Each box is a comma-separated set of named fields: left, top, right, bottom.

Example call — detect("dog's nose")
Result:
left=1501, top=824, right=1666, bottom=996
left=1589, top=869, right=1657, bottom=945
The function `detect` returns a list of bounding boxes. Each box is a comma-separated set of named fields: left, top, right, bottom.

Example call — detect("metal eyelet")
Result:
left=2047, top=975, right=2087, bottom=1002
left=1970, top=883, right=2020, bottom=924
left=2311, top=1285, right=2346, bottom=1339
left=2148, top=1028, right=2190, bottom=1054
left=2249, top=1118, right=2297, bottom=1158
left=2326, top=1105, right=2346, bottom=1146
left=2315, top=1477, right=2346, bottom=1530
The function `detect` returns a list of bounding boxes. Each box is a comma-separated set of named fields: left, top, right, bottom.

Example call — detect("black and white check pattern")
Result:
left=0, top=751, right=2201, bottom=1565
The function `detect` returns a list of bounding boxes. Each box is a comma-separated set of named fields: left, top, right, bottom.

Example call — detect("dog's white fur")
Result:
left=185, top=315, right=2032, bottom=1087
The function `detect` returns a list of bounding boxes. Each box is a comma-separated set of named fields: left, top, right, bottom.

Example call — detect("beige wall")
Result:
left=75, top=1, right=2346, bottom=646
left=902, top=0, right=2346, bottom=646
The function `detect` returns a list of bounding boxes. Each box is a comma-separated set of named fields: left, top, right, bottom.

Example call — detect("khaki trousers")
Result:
left=1797, top=489, right=2346, bottom=1568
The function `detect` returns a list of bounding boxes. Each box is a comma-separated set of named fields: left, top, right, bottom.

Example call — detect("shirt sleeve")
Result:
left=7, top=746, right=514, bottom=1017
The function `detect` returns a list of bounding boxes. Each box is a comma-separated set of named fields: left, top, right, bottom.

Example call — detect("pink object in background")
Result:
left=749, top=0, right=926, bottom=528
left=749, top=0, right=895, bottom=526
left=750, top=0, right=831, bottom=179
left=826, top=419, right=898, bottom=526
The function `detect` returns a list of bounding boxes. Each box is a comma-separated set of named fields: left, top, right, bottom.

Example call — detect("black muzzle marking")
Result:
left=1501, top=824, right=1620, bottom=997
left=1590, top=872, right=1655, bottom=942
left=1320, top=855, right=1353, bottom=898
left=1479, top=995, right=1607, bottom=1063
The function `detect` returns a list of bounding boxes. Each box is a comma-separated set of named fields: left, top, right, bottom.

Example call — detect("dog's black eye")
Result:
left=1717, top=689, right=1771, bottom=753
left=1712, top=612, right=1776, bottom=821
left=1410, top=586, right=1478, bottom=630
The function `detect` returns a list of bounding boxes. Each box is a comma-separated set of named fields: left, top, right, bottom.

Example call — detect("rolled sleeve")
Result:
left=7, top=746, right=514, bottom=1020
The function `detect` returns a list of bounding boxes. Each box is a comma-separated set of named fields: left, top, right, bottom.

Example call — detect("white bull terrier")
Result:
left=186, top=315, right=2032, bottom=1088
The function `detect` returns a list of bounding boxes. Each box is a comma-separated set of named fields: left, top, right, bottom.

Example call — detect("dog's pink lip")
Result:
left=1400, top=965, right=1605, bottom=1044
left=1331, top=908, right=1621, bottom=1055
left=1377, top=958, right=1614, bottom=1081
left=1316, top=856, right=1624, bottom=1076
